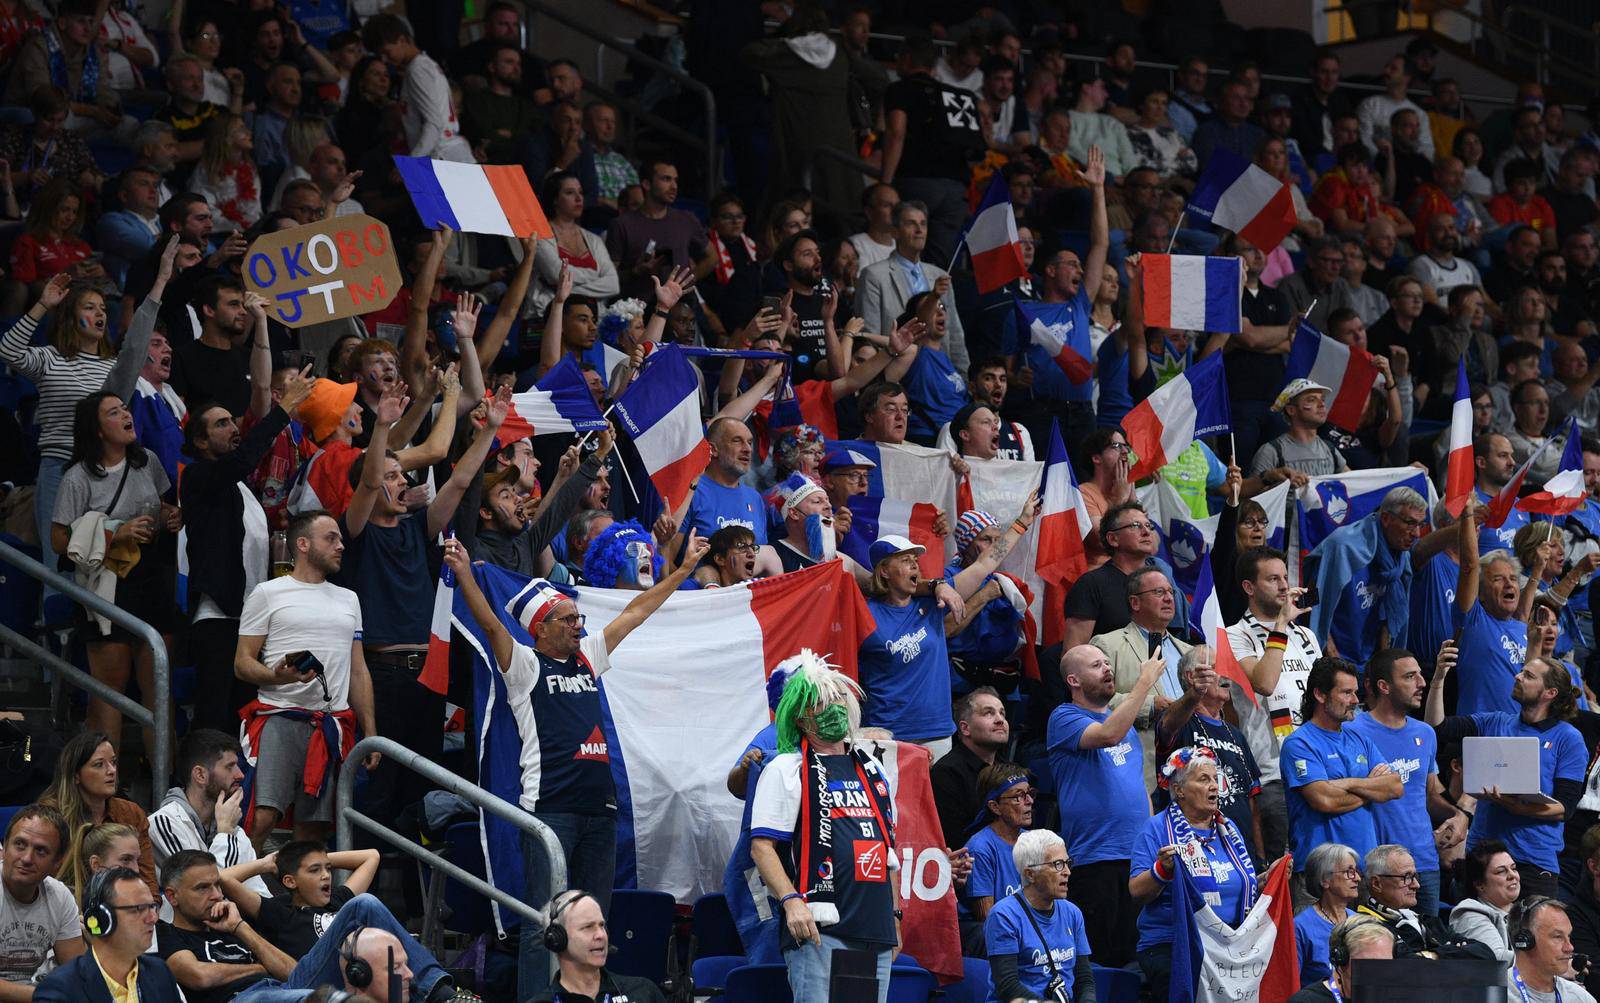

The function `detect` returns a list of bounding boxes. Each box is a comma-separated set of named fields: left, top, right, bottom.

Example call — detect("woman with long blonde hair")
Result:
left=64, top=821, right=141, bottom=903
left=188, top=113, right=260, bottom=231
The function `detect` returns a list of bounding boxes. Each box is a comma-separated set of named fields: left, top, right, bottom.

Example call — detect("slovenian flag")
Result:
left=420, top=557, right=453, bottom=696
left=393, top=157, right=554, bottom=238
left=1140, top=254, right=1243, bottom=334
left=1122, top=352, right=1232, bottom=480
left=612, top=346, right=711, bottom=513
left=963, top=174, right=1028, bottom=294
left=1284, top=319, right=1380, bottom=433
left=1018, top=301, right=1094, bottom=384
left=840, top=496, right=947, bottom=582
left=1299, top=466, right=1437, bottom=555
left=1444, top=361, right=1474, bottom=517
left=1140, top=477, right=1220, bottom=600
left=1185, top=148, right=1297, bottom=253
left=458, top=559, right=876, bottom=932
left=1035, top=421, right=1091, bottom=646
left=500, top=356, right=610, bottom=446
left=1520, top=417, right=1587, bottom=516
left=1169, top=856, right=1298, bottom=1003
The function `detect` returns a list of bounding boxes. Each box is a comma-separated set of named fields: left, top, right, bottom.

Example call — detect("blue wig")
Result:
left=582, top=520, right=665, bottom=587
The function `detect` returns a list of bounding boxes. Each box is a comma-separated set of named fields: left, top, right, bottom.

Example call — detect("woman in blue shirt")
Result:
left=1293, top=842, right=1360, bottom=986
left=965, top=762, right=1032, bottom=918
left=984, top=829, right=1096, bottom=1003
left=1129, top=747, right=1259, bottom=1003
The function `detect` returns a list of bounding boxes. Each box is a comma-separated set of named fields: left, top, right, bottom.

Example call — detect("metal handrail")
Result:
left=811, top=144, right=882, bottom=183
left=335, top=736, right=567, bottom=962
left=523, top=0, right=719, bottom=200
left=0, top=538, right=169, bottom=792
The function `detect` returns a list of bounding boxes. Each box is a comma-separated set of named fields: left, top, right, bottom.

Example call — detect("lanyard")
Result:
left=1513, top=966, right=1560, bottom=1003
left=1325, top=978, right=1343, bottom=1003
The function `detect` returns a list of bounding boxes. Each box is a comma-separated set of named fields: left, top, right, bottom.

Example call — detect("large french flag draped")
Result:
left=612, top=346, right=711, bottom=513
left=1185, top=148, right=1297, bottom=253
left=500, top=356, right=610, bottom=446
left=1169, top=856, right=1298, bottom=1003
left=1520, top=417, right=1587, bottom=516
left=1284, top=319, right=1380, bottom=433
left=963, top=174, right=1028, bottom=294
left=1140, top=254, right=1243, bottom=333
left=420, top=560, right=453, bottom=696
left=1123, top=352, right=1231, bottom=480
left=1298, top=467, right=1436, bottom=556
left=458, top=560, right=880, bottom=923
left=840, top=497, right=946, bottom=580
left=1444, top=361, right=1474, bottom=516
left=1018, top=301, right=1094, bottom=384
left=393, top=157, right=554, bottom=238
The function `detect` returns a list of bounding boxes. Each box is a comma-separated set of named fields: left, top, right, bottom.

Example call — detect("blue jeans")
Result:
left=233, top=893, right=449, bottom=1002
left=516, top=811, right=618, bottom=1003
left=784, top=933, right=892, bottom=1003
left=1415, top=869, right=1441, bottom=924
left=35, top=455, right=66, bottom=604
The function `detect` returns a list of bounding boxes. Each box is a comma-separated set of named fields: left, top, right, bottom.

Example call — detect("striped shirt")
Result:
left=0, top=299, right=158, bottom=460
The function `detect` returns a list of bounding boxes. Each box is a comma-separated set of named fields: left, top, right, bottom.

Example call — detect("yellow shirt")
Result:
left=94, top=948, right=140, bottom=1003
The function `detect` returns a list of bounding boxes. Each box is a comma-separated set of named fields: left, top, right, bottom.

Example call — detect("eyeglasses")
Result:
left=1335, top=867, right=1361, bottom=879
left=1040, top=858, right=1072, bottom=872
left=548, top=613, right=587, bottom=627
left=730, top=543, right=759, bottom=554
left=999, top=790, right=1036, bottom=803
left=1104, top=442, right=1133, bottom=453
left=716, top=212, right=746, bottom=222
left=1384, top=512, right=1426, bottom=528
left=1378, top=871, right=1421, bottom=885
left=110, top=902, right=160, bottom=916
left=1113, top=520, right=1156, bottom=533
left=1239, top=517, right=1269, bottom=529
left=1134, top=586, right=1175, bottom=598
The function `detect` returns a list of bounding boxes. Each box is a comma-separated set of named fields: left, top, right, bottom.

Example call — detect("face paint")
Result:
left=804, top=513, right=835, bottom=562
left=621, top=540, right=655, bottom=588
left=812, top=703, right=849, bottom=741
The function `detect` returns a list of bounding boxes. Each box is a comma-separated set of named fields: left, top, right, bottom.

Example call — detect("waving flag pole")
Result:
left=956, top=174, right=1028, bottom=292
left=1444, top=361, right=1474, bottom=516
left=1486, top=435, right=1557, bottom=528
left=1519, top=417, right=1587, bottom=515
left=1122, top=352, right=1232, bottom=480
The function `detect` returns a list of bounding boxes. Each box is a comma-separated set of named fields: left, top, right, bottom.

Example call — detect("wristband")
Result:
left=1011, top=520, right=1029, bottom=535
left=780, top=892, right=803, bottom=906
left=1152, top=857, right=1173, bottom=882
left=1265, top=630, right=1288, bottom=652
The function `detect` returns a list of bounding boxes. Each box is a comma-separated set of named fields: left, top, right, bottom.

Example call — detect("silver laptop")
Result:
left=1463, top=736, right=1556, bottom=805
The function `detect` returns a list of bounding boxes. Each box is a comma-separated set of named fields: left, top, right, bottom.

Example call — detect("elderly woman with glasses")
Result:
left=1294, top=842, right=1361, bottom=985
left=985, top=829, right=1096, bottom=1003
left=1129, top=747, right=1259, bottom=1001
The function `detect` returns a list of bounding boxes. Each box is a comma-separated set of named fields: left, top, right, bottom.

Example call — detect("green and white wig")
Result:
left=773, top=649, right=864, bottom=753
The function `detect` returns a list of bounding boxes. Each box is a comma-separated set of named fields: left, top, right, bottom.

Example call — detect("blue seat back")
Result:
left=1092, top=963, right=1141, bottom=1003
left=942, top=957, right=992, bottom=1003
left=724, top=963, right=793, bottom=1003
left=691, top=893, right=745, bottom=959
left=887, top=967, right=939, bottom=1003
left=691, top=954, right=747, bottom=992
left=607, top=888, right=678, bottom=983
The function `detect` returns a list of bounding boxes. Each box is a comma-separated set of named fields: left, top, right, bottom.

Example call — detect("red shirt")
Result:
left=9, top=233, right=91, bottom=284
left=1310, top=170, right=1380, bottom=225
left=1487, top=193, right=1557, bottom=233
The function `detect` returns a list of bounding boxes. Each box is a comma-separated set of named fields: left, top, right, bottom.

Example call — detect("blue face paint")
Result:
left=804, top=513, right=835, bottom=561
left=620, top=540, right=655, bottom=588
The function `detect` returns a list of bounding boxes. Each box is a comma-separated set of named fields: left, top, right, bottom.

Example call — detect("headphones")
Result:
left=341, top=925, right=373, bottom=989
left=542, top=889, right=592, bottom=955
left=82, top=869, right=118, bottom=939
left=1512, top=896, right=1561, bottom=952
left=1329, top=916, right=1389, bottom=967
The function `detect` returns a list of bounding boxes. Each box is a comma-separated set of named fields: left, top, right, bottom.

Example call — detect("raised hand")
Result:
left=595, top=424, right=616, bottom=459
left=683, top=527, right=710, bottom=567
left=38, top=272, right=72, bottom=309
left=653, top=265, right=695, bottom=310
left=154, top=234, right=182, bottom=286
left=377, top=381, right=410, bottom=425
left=279, top=364, right=314, bottom=414
left=439, top=362, right=461, bottom=398
left=443, top=535, right=471, bottom=578
left=485, top=384, right=512, bottom=429
left=452, top=292, right=483, bottom=342
left=557, top=445, right=581, bottom=479
left=891, top=317, right=925, bottom=353
left=330, top=169, right=363, bottom=205
left=1084, top=144, right=1106, bottom=187
left=555, top=263, right=573, bottom=303
left=243, top=290, right=269, bottom=321
left=819, top=281, right=839, bottom=321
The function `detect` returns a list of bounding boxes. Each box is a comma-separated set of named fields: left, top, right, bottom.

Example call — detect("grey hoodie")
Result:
left=1449, top=896, right=1512, bottom=962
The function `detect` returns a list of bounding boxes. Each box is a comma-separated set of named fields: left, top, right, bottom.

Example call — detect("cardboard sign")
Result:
left=243, top=214, right=401, bottom=327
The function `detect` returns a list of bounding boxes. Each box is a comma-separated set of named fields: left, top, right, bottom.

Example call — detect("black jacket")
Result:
left=1562, top=873, right=1600, bottom=998
left=179, top=405, right=291, bottom=617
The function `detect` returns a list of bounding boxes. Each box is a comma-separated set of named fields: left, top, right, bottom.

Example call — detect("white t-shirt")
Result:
left=0, top=873, right=80, bottom=985
left=1226, top=611, right=1323, bottom=785
left=237, top=576, right=363, bottom=711
left=849, top=232, right=896, bottom=270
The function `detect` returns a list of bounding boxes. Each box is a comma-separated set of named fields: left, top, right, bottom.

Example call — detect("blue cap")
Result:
left=868, top=534, right=925, bottom=568
left=823, top=445, right=877, bottom=471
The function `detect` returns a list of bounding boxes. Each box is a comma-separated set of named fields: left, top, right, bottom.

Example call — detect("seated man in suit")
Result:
left=1091, top=565, right=1192, bottom=789
left=34, top=867, right=182, bottom=1003
left=855, top=200, right=969, bottom=376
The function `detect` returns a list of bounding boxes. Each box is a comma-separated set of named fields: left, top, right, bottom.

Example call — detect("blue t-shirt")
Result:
left=1346, top=711, right=1440, bottom=870
left=131, top=387, right=184, bottom=485
left=858, top=595, right=956, bottom=741
left=336, top=512, right=433, bottom=646
left=1280, top=722, right=1383, bottom=869
left=1294, top=905, right=1353, bottom=986
left=983, top=894, right=1091, bottom=1003
left=902, top=346, right=969, bottom=440
left=1408, top=553, right=1458, bottom=666
left=680, top=477, right=769, bottom=545
left=1094, top=334, right=1135, bottom=427
left=1465, top=712, right=1586, bottom=870
left=1046, top=703, right=1147, bottom=864
left=965, top=826, right=1024, bottom=903
left=1003, top=288, right=1092, bottom=403
left=723, top=724, right=781, bottom=962
left=1452, top=602, right=1527, bottom=716
left=1474, top=487, right=1531, bottom=554
left=1129, top=813, right=1252, bottom=950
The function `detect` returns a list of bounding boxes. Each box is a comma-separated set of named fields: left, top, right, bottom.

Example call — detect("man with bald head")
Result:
left=675, top=418, right=767, bottom=552
left=342, top=927, right=412, bottom=1002
left=1408, top=199, right=1482, bottom=300
left=1046, top=643, right=1162, bottom=968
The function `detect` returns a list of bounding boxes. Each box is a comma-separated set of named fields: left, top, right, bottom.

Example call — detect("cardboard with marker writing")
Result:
left=243, top=214, right=401, bottom=327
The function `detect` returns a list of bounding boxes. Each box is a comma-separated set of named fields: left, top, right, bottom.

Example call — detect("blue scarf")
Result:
left=1164, top=801, right=1257, bottom=913
left=43, top=26, right=99, bottom=103
left=1307, top=512, right=1413, bottom=651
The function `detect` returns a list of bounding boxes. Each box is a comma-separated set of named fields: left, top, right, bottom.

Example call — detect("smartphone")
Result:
left=643, top=238, right=657, bottom=258
left=1298, top=585, right=1319, bottom=608
left=761, top=294, right=784, bottom=315
left=295, top=351, right=316, bottom=374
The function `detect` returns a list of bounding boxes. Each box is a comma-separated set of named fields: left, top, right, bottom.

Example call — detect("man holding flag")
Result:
left=443, top=529, right=710, bottom=1001
left=1303, top=487, right=1428, bottom=664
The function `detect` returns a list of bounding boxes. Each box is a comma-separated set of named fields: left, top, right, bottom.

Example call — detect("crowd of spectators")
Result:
left=6, top=0, right=1600, bottom=1001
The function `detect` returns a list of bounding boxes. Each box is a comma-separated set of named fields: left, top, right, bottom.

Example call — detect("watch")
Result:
left=893, top=909, right=904, bottom=920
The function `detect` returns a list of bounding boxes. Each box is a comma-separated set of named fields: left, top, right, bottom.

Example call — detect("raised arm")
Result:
left=400, top=227, right=451, bottom=387
left=395, top=366, right=462, bottom=471
left=478, top=238, right=538, bottom=381
left=712, top=361, right=785, bottom=424
left=951, top=492, right=1039, bottom=597
left=643, top=267, right=695, bottom=345
left=1122, top=251, right=1150, bottom=385
left=539, top=264, right=574, bottom=377
left=344, top=384, right=406, bottom=538
left=602, top=531, right=709, bottom=652
left=444, top=539, right=512, bottom=671
left=1082, top=145, right=1109, bottom=309
left=1075, top=655, right=1163, bottom=748
left=427, top=386, right=510, bottom=538
left=1456, top=503, right=1480, bottom=614
left=243, top=291, right=274, bottom=419
left=831, top=318, right=923, bottom=398
left=327, top=848, right=382, bottom=895
left=1425, top=639, right=1456, bottom=725
left=105, top=236, right=180, bottom=402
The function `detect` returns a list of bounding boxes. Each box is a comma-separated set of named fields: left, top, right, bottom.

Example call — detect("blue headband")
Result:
left=966, top=773, right=1029, bottom=835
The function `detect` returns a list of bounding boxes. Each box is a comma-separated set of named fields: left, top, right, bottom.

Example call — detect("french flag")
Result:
left=1169, top=856, right=1298, bottom=1003
left=500, top=356, right=610, bottom=447
left=1122, top=352, right=1231, bottom=481
left=1444, top=361, right=1474, bottom=516
left=612, top=345, right=711, bottom=513
left=1520, top=417, right=1587, bottom=516
left=1034, top=421, right=1091, bottom=646
left=1487, top=436, right=1555, bottom=529
left=1185, top=147, right=1297, bottom=253
left=1140, top=254, right=1243, bottom=333
left=962, top=174, right=1028, bottom=294
left=1018, top=301, right=1093, bottom=384
left=1188, top=552, right=1258, bottom=708
left=393, top=157, right=554, bottom=238
left=841, top=496, right=946, bottom=580
left=1284, top=319, right=1381, bottom=433
left=420, top=558, right=453, bottom=696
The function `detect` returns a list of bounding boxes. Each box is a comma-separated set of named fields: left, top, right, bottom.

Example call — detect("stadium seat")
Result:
left=943, top=957, right=992, bottom=1003
left=0, top=806, right=21, bottom=836
left=892, top=953, right=922, bottom=969
left=439, top=821, right=494, bottom=938
left=1093, top=963, right=1142, bottom=1003
left=887, top=966, right=939, bottom=1003
left=691, top=893, right=746, bottom=960
left=608, top=888, right=678, bottom=985
left=0, top=535, right=41, bottom=635
left=691, top=954, right=747, bottom=996
left=724, top=963, right=793, bottom=1003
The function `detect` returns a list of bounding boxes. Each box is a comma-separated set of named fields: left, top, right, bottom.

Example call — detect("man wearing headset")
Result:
left=338, top=928, right=412, bottom=1003
left=1287, top=916, right=1394, bottom=1003
left=33, top=867, right=182, bottom=1003
left=529, top=889, right=666, bottom=1003
left=1510, top=898, right=1598, bottom=1003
